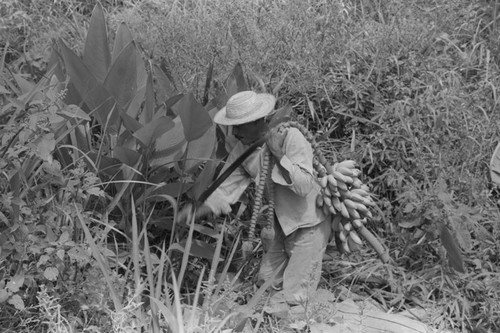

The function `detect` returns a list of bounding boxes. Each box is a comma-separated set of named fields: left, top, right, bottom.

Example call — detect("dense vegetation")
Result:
left=1, top=0, right=499, bottom=332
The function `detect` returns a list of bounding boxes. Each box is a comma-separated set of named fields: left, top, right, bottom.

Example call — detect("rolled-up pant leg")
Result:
left=257, top=219, right=331, bottom=305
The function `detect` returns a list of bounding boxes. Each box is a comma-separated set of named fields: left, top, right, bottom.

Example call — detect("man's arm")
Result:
left=267, top=127, right=316, bottom=197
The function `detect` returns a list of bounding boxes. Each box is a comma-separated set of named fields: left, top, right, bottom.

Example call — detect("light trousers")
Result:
left=257, top=218, right=331, bottom=305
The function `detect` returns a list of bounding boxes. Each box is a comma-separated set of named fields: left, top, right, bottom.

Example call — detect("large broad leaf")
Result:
left=171, top=93, right=212, bottom=142
left=121, top=112, right=142, bottom=134
left=111, top=23, right=134, bottom=63
left=113, top=146, right=142, bottom=167
left=133, top=116, right=175, bottom=148
left=83, top=3, right=111, bottom=83
left=440, top=224, right=465, bottom=273
left=153, top=63, right=177, bottom=102
left=59, top=40, right=116, bottom=127
left=88, top=152, right=122, bottom=177
left=125, top=85, right=146, bottom=120
left=207, top=62, right=248, bottom=111
left=103, top=41, right=138, bottom=111
left=150, top=117, right=187, bottom=167
left=184, top=122, right=216, bottom=172
left=268, top=104, right=293, bottom=128
left=141, top=70, right=155, bottom=124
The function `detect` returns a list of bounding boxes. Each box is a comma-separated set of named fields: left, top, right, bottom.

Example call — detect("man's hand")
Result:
left=266, top=126, right=287, bottom=160
left=177, top=203, right=213, bottom=224
left=177, top=203, right=194, bottom=225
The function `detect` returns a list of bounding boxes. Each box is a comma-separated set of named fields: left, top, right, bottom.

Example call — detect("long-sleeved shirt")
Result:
left=205, top=127, right=326, bottom=236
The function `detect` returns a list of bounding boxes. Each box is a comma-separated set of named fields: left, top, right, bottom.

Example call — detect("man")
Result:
left=179, top=90, right=331, bottom=313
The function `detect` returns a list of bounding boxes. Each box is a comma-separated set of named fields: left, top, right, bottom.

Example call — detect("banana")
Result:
left=360, top=184, right=370, bottom=192
left=339, top=202, right=350, bottom=219
left=331, top=196, right=342, bottom=211
left=343, top=221, right=352, bottom=232
left=323, top=196, right=332, bottom=207
left=341, top=240, right=351, bottom=253
left=333, top=170, right=354, bottom=184
left=362, top=210, right=373, bottom=219
left=336, top=160, right=357, bottom=170
left=328, top=205, right=337, bottom=215
left=354, top=202, right=369, bottom=214
left=343, top=199, right=358, bottom=211
left=327, top=174, right=337, bottom=192
left=347, top=236, right=361, bottom=252
left=346, top=206, right=361, bottom=219
left=351, top=177, right=363, bottom=188
left=336, top=166, right=356, bottom=177
left=362, top=197, right=376, bottom=207
left=349, top=230, right=363, bottom=245
left=338, top=229, right=347, bottom=242
left=324, top=187, right=332, bottom=197
left=349, top=192, right=366, bottom=203
left=320, top=175, right=328, bottom=188
left=336, top=180, right=349, bottom=192
left=352, top=219, right=364, bottom=229
left=351, top=169, right=362, bottom=177
left=350, top=188, right=371, bottom=198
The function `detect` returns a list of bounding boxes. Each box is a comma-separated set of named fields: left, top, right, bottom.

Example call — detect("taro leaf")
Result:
left=126, top=85, right=146, bottom=120
left=88, top=152, right=122, bottom=177
left=184, top=123, right=216, bottom=172
left=59, top=39, right=116, bottom=127
left=113, top=146, right=141, bottom=167
left=150, top=117, right=187, bottom=167
left=133, top=116, right=175, bottom=149
left=171, top=92, right=212, bottom=142
left=268, top=105, right=293, bottom=128
left=103, top=41, right=137, bottom=111
left=141, top=70, right=155, bottom=124
left=209, top=62, right=248, bottom=110
left=440, top=224, right=465, bottom=273
left=153, top=62, right=177, bottom=101
left=111, top=23, right=134, bottom=63
left=121, top=112, right=142, bottom=133
left=83, top=3, right=111, bottom=83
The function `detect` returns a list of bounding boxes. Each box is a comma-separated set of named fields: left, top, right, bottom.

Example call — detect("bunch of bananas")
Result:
left=277, top=122, right=379, bottom=255
left=315, top=159, right=376, bottom=253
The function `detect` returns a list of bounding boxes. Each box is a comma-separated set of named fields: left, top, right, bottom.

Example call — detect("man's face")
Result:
left=232, top=118, right=265, bottom=145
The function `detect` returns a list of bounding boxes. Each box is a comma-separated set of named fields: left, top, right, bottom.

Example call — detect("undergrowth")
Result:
left=1, top=0, right=500, bottom=332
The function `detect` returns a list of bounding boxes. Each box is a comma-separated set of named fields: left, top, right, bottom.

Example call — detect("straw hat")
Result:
left=214, top=91, right=276, bottom=126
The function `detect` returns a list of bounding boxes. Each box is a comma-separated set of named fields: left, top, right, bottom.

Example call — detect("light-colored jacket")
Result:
left=205, top=127, right=326, bottom=236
